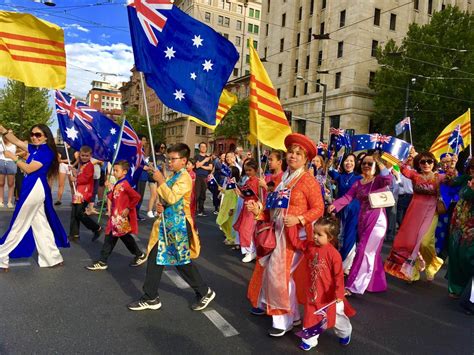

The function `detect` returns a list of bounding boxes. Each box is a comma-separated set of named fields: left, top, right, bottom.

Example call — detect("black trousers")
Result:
left=135, top=180, right=147, bottom=213
left=70, top=202, right=100, bottom=237
left=142, top=221, right=208, bottom=300
left=99, top=233, right=142, bottom=263
left=208, top=184, right=221, bottom=211
left=195, top=175, right=207, bottom=213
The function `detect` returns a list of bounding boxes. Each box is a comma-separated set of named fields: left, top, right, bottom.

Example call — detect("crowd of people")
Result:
left=0, top=123, right=472, bottom=352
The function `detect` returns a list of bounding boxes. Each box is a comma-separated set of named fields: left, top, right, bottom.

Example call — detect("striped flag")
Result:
left=430, top=109, right=471, bottom=159
left=248, top=39, right=292, bottom=150
left=188, top=89, right=238, bottom=130
left=0, top=11, right=66, bottom=89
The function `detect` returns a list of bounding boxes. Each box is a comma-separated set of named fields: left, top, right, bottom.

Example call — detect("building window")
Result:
left=298, top=6, right=302, bottom=21
left=297, top=119, right=306, bottom=134
left=255, top=9, right=260, bottom=19
left=218, top=15, right=223, bottom=25
left=245, top=69, right=250, bottom=75
left=204, top=12, right=211, bottom=23
left=337, top=41, right=344, bottom=58
left=316, top=79, right=321, bottom=93
left=294, top=59, right=298, bottom=73
left=266, top=23, right=269, bottom=36
left=235, top=36, right=241, bottom=46
left=278, top=63, right=283, bottom=77
left=390, top=14, right=396, bottom=30
left=307, top=27, right=312, bottom=42
left=371, top=40, right=379, bottom=57
left=277, top=88, right=281, bottom=98
left=369, top=71, right=376, bottom=85
left=340, top=10, right=346, bottom=27
left=222, top=33, right=229, bottom=39
left=245, top=54, right=250, bottom=63
left=304, top=82, right=308, bottom=95
left=195, top=126, right=200, bottom=135
left=330, top=115, right=341, bottom=129
left=202, top=127, right=207, bottom=135
left=223, top=17, right=230, bottom=27
left=320, top=22, right=325, bottom=35
left=233, top=68, right=239, bottom=76
left=237, top=4, right=243, bottom=14
left=296, top=33, right=300, bottom=46
left=318, top=50, right=323, bottom=66
left=247, top=24, right=259, bottom=34
left=264, top=47, right=267, bottom=57
left=310, top=0, right=314, bottom=15
left=293, top=85, right=297, bottom=97
left=246, top=39, right=258, bottom=49
left=374, top=8, right=380, bottom=26
left=306, top=55, right=310, bottom=69
left=249, top=8, right=254, bottom=17
left=414, top=0, right=419, bottom=10
left=236, top=20, right=242, bottom=30
left=322, top=0, right=326, bottom=9
left=441, top=3, right=446, bottom=10
left=280, top=38, right=284, bottom=52
left=282, top=13, right=286, bottom=27
left=428, top=0, right=433, bottom=14
left=335, top=72, right=341, bottom=89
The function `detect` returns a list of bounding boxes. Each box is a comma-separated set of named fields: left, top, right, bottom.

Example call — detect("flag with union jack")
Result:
left=127, top=0, right=239, bottom=125
left=395, top=117, right=411, bottom=136
left=317, top=141, right=328, bottom=157
left=370, top=133, right=391, bottom=149
left=329, top=127, right=351, bottom=151
left=447, top=124, right=465, bottom=153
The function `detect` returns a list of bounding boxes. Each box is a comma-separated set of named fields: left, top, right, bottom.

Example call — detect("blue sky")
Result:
left=1, top=0, right=136, bottom=133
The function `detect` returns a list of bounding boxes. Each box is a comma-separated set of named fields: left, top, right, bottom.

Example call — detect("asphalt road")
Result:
left=0, top=189, right=472, bottom=354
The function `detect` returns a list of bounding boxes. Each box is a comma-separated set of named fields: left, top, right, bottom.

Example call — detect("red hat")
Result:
left=284, top=133, right=317, bottom=161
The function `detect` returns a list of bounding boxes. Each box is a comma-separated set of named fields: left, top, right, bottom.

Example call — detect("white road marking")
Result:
left=203, top=309, right=240, bottom=337
left=9, top=262, right=31, bottom=267
left=164, top=270, right=190, bottom=289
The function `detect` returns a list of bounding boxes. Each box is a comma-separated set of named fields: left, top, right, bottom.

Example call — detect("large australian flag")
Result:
left=127, top=0, right=240, bottom=125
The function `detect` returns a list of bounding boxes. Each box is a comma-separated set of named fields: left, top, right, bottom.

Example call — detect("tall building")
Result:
left=161, top=0, right=262, bottom=151
left=260, top=0, right=473, bottom=142
left=86, top=80, right=122, bottom=121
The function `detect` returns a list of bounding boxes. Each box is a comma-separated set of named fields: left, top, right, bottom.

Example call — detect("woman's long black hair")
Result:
left=31, top=124, right=59, bottom=180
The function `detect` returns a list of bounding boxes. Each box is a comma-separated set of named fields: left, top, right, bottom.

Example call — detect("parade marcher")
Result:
left=384, top=164, right=400, bottom=242
left=55, top=143, right=75, bottom=206
left=69, top=145, right=102, bottom=242
left=328, top=153, right=391, bottom=295
left=0, top=124, right=69, bottom=271
left=85, top=158, right=102, bottom=215
left=259, top=150, right=286, bottom=192
left=247, top=133, right=324, bottom=337
left=128, top=144, right=214, bottom=312
left=288, top=216, right=355, bottom=351
left=396, top=172, right=414, bottom=228
left=209, top=152, right=225, bottom=215
left=446, top=159, right=473, bottom=315
left=13, top=144, right=28, bottom=204
left=216, top=154, right=240, bottom=246
left=233, top=158, right=260, bottom=263
left=86, top=160, right=146, bottom=270
left=194, top=142, right=213, bottom=217
left=0, top=135, right=17, bottom=208
left=328, top=153, right=362, bottom=274
left=385, top=151, right=452, bottom=282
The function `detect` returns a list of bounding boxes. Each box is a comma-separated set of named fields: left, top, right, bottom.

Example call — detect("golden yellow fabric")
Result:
left=188, top=89, right=238, bottom=130
left=430, top=109, right=471, bottom=159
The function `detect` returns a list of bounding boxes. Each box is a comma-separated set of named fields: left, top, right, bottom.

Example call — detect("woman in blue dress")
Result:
left=0, top=124, right=69, bottom=272
left=328, top=153, right=362, bottom=274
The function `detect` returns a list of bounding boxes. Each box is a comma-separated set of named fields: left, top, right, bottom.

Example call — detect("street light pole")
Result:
left=240, top=0, right=249, bottom=77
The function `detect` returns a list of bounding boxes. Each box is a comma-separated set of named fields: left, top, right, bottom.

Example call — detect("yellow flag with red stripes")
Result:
left=429, top=109, right=471, bottom=159
left=248, top=39, right=291, bottom=150
left=0, top=11, right=66, bottom=89
left=188, top=89, right=238, bottom=130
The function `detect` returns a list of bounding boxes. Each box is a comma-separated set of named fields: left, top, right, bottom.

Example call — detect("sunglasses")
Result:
left=30, top=132, right=44, bottom=138
left=361, top=161, right=374, bottom=166
left=160, top=146, right=166, bottom=149
left=419, top=159, right=434, bottom=165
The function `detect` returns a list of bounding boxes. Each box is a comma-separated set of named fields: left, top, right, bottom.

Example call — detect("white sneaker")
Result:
left=147, top=211, right=155, bottom=218
left=0, top=202, right=4, bottom=208
left=7, top=202, right=13, bottom=209
left=242, top=252, right=256, bottom=263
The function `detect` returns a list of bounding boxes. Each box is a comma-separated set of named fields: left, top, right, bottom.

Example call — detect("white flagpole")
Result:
left=455, top=130, right=460, bottom=155
left=408, top=117, right=413, bottom=145
left=63, top=144, right=77, bottom=196
left=139, top=72, right=157, bottom=168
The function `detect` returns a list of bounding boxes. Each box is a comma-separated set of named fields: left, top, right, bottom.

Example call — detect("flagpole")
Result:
left=256, top=141, right=263, bottom=202
left=408, top=118, right=413, bottom=145
left=139, top=72, right=157, bottom=168
left=97, top=117, right=127, bottom=224
left=63, top=144, right=77, bottom=196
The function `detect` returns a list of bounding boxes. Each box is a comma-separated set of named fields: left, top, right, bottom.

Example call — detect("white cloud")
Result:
left=66, top=32, right=79, bottom=38
left=65, top=42, right=134, bottom=98
left=64, top=23, right=90, bottom=33
left=100, top=33, right=111, bottom=40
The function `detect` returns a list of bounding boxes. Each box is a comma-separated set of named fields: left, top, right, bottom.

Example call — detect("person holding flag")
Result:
left=0, top=124, right=69, bottom=271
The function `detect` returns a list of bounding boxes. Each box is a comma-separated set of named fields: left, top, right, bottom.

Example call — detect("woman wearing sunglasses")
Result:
left=0, top=124, right=69, bottom=272
left=385, top=150, right=454, bottom=282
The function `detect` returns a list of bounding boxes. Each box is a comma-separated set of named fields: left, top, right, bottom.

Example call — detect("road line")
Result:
left=203, top=309, right=240, bottom=337
left=164, top=270, right=191, bottom=289
left=9, top=262, right=31, bottom=267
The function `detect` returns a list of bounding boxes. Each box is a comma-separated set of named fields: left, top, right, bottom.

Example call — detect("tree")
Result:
left=0, top=80, right=52, bottom=139
left=122, top=106, right=166, bottom=148
left=370, top=6, right=474, bottom=150
left=214, top=98, right=250, bottom=144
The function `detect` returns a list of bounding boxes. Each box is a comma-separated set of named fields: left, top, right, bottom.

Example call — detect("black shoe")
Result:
left=130, top=253, right=147, bottom=267
left=85, top=261, right=108, bottom=271
left=268, top=327, right=292, bottom=337
left=191, top=288, right=215, bottom=311
left=250, top=307, right=265, bottom=316
left=92, top=227, right=102, bottom=242
left=127, top=297, right=162, bottom=311
left=137, top=215, right=146, bottom=221
left=54, top=201, right=62, bottom=206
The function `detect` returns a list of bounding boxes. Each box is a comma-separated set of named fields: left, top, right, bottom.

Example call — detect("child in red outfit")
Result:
left=86, top=160, right=146, bottom=270
left=288, top=216, right=355, bottom=351
left=69, top=146, right=102, bottom=242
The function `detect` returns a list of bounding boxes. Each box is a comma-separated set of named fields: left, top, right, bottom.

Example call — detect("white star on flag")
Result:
left=190, top=72, right=197, bottom=80
left=110, top=128, right=117, bottom=135
left=192, top=35, right=204, bottom=48
left=113, top=143, right=117, bottom=149
left=65, top=126, right=79, bottom=141
left=278, top=200, right=283, bottom=206
left=202, top=59, right=213, bottom=72
left=174, top=89, right=185, bottom=101
left=164, top=46, right=176, bottom=60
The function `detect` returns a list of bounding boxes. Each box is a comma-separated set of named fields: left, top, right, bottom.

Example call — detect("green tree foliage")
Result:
left=122, top=106, right=166, bottom=147
left=0, top=80, right=52, bottom=139
left=370, top=6, right=473, bottom=150
left=214, top=98, right=250, bottom=144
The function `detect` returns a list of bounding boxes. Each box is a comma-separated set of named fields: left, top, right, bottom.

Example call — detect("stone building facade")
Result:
left=86, top=80, right=122, bottom=121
